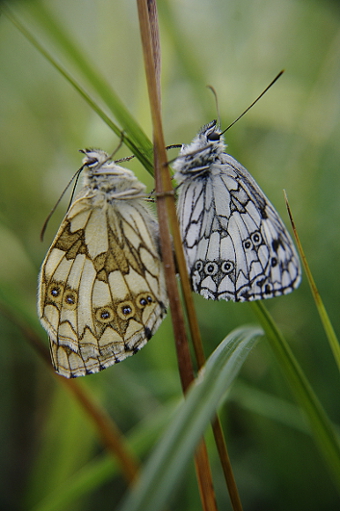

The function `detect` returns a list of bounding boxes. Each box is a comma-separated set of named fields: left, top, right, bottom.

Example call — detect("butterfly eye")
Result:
left=86, top=157, right=99, bottom=167
left=207, top=131, right=220, bottom=141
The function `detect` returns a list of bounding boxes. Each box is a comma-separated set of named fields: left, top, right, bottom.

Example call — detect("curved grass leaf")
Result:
left=3, top=3, right=154, bottom=173
left=118, top=326, right=263, bottom=511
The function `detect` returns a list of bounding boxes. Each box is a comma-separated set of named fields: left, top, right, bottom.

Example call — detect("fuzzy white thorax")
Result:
left=80, top=149, right=146, bottom=198
left=173, top=120, right=227, bottom=182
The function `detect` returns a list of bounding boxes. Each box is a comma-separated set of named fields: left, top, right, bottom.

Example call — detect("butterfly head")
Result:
left=80, top=149, right=146, bottom=197
left=173, top=120, right=226, bottom=182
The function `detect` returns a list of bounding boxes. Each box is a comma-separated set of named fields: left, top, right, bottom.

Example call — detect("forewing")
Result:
left=38, top=199, right=168, bottom=377
left=179, top=155, right=301, bottom=301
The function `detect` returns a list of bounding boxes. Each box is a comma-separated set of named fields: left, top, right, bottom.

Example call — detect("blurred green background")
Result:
left=0, top=0, right=339, bottom=510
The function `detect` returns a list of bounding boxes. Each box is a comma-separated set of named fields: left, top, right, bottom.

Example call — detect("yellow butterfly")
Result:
left=38, top=149, right=168, bottom=378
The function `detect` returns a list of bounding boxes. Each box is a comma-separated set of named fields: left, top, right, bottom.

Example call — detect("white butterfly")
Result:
left=38, top=149, right=168, bottom=378
left=173, top=120, right=301, bottom=302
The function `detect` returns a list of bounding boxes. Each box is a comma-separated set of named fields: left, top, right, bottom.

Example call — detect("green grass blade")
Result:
left=3, top=9, right=122, bottom=146
left=251, top=301, right=340, bottom=492
left=28, top=2, right=153, bottom=164
left=284, top=191, right=340, bottom=371
left=118, top=326, right=263, bottom=511
left=3, top=3, right=154, bottom=173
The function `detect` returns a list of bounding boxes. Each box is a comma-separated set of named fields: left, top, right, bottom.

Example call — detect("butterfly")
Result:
left=38, top=149, right=168, bottom=378
left=173, top=120, right=301, bottom=302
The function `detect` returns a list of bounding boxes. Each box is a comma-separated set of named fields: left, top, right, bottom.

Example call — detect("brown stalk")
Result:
left=136, top=1, right=218, bottom=510
left=137, top=2, right=244, bottom=511
left=0, top=302, right=139, bottom=484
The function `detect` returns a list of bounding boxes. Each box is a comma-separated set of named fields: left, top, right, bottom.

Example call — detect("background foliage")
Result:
left=0, top=0, right=339, bottom=510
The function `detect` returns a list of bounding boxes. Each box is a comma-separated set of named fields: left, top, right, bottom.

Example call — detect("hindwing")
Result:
left=177, top=153, right=301, bottom=301
left=39, top=196, right=167, bottom=377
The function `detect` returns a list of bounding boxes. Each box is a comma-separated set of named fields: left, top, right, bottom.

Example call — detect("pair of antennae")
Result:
left=40, top=164, right=84, bottom=241
left=40, top=138, right=131, bottom=241
left=165, top=70, right=284, bottom=167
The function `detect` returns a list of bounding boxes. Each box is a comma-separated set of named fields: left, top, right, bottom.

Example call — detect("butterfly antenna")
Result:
left=166, top=143, right=182, bottom=150
left=66, top=167, right=83, bottom=211
left=207, top=84, right=221, bottom=128
left=103, top=134, right=125, bottom=165
left=116, top=145, right=183, bottom=167
left=40, top=165, right=84, bottom=241
left=115, top=153, right=136, bottom=164
left=221, top=70, right=284, bottom=135
left=109, top=132, right=147, bottom=165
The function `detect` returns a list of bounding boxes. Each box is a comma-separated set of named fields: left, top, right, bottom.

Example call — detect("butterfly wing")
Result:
left=178, top=154, right=301, bottom=301
left=38, top=196, right=168, bottom=377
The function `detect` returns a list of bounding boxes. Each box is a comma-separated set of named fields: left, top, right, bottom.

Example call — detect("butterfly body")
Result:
left=174, top=120, right=301, bottom=302
left=38, top=150, right=167, bottom=377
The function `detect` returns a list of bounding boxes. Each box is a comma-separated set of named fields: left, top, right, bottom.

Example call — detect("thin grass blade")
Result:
left=284, top=190, right=340, bottom=371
